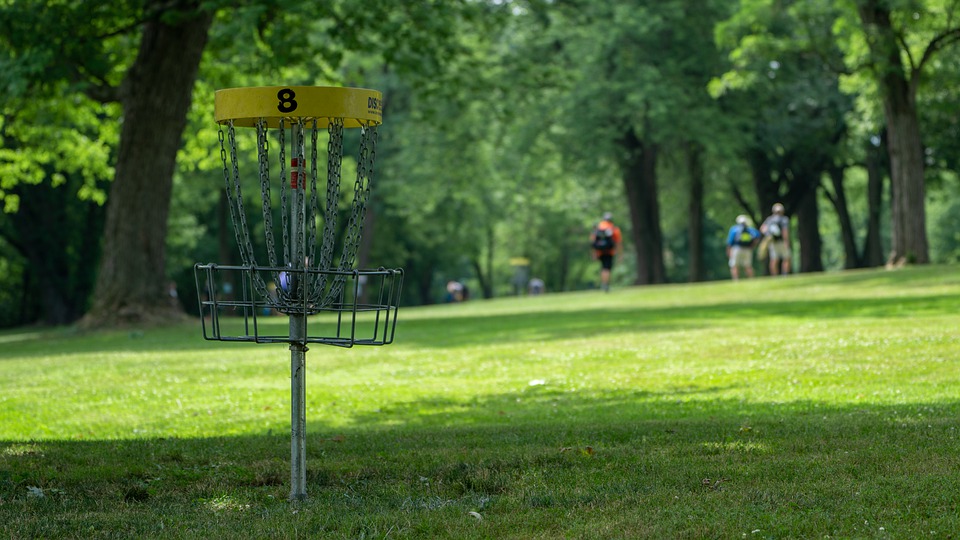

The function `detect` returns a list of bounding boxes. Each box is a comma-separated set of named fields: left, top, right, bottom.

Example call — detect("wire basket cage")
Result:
left=195, top=264, right=402, bottom=347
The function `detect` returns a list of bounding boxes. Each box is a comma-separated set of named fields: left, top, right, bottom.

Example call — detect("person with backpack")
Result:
left=726, top=214, right=760, bottom=280
left=590, top=212, right=622, bottom=292
left=760, top=202, right=792, bottom=276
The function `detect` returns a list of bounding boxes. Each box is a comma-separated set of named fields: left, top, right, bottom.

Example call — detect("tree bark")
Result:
left=795, top=180, right=823, bottom=273
left=408, top=258, right=435, bottom=305
left=883, top=96, right=928, bottom=264
left=686, top=142, right=706, bottom=282
left=824, top=163, right=859, bottom=269
left=748, top=148, right=779, bottom=220
left=82, top=2, right=213, bottom=327
left=862, top=136, right=886, bottom=267
left=857, top=1, right=929, bottom=264
left=619, top=127, right=666, bottom=285
left=470, top=223, right=495, bottom=299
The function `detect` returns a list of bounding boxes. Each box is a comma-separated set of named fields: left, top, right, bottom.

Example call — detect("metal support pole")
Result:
left=289, top=315, right=307, bottom=501
left=288, top=120, right=309, bottom=501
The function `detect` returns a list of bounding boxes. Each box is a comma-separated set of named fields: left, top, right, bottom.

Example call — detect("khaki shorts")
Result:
left=728, top=246, right=753, bottom=268
left=768, top=240, right=791, bottom=261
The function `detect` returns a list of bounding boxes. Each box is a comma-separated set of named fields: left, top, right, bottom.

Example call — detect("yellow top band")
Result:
left=214, top=86, right=382, bottom=128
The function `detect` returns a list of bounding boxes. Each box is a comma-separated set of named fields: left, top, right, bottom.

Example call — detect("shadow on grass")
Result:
left=3, top=387, right=960, bottom=537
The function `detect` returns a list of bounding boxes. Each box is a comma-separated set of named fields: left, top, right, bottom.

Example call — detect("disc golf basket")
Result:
left=194, top=86, right=402, bottom=500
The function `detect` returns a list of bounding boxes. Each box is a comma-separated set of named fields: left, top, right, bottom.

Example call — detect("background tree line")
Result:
left=1, top=0, right=959, bottom=328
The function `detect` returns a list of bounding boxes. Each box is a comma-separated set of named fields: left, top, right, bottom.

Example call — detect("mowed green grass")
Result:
left=1, top=265, right=958, bottom=538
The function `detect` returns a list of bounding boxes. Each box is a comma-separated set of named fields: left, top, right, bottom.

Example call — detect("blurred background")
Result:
left=1, top=0, right=958, bottom=328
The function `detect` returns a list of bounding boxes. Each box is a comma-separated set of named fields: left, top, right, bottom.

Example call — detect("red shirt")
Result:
left=593, top=220, right=622, bottom=255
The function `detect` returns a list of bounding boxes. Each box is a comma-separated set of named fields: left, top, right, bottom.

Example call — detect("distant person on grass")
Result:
left=726, top=214, right=760, bottom=280
left=761, top=202, right=792, bottom=276
left=528, top=277, right=545, bottom=295
left=445, top=280, right=467, bottom=302
left=590, top=212, right=622, bottom=292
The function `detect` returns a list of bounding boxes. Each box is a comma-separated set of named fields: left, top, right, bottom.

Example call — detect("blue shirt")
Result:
left=727, top=224, right=760, bottom=247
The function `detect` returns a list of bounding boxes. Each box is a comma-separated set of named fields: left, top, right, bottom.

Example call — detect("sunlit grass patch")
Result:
left=201, top=494, right=252, bottom=512
left=2, top=443, right=44, bottom=457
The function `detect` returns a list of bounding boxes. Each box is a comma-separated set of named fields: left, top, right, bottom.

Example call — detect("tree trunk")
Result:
left=471, top=224, right=495, bottom=299
left=862, top=137, right=886, bottom=267
left=795, top=182, right=824, bottom=273
left=824, top=164, right=859, bottom=269
left=620, top=127, right=666, bottom=285
left=408, top=258, right=434, bottom=305
left=857, top=1, right=929, bottom=264
left=884, top=98, right=928, bottom=264
left=82, top=2, right=213, bottom=327
left=686, top=142, right=706, bottom=282
left=749, top=149, right=779, bottom=220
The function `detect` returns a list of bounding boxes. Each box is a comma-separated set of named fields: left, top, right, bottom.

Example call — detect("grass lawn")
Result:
left=1, top=265, right=958, bottom=538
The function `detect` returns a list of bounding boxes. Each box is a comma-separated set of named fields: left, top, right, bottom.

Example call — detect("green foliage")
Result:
left=0, top=0, right=134, bottom=97
left=0, top=92, right=117, bottom=213
left=1, top=266, right=959, bottom=536
left=713, top=0, right=853, bottom=155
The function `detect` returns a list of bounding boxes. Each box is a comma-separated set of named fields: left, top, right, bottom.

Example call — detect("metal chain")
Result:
left=221, top=122, right=253, bottom=267
left=339, top=123, right=378, bottom=271
left=216, top=116, right=379, bottom=313
left=293, top=119, right=307, bottom=299
left=278, top=122, right=289, bottom=268
left=257, top=119, right=279, bottom=269
left=321, top=117, right=343, bottom=272
left=220, top=122, right=271, bottom=301
left=307, top=119, right=320, bottom=270
left=306, top=119, right=325, bottom=304
left=312, top=118, right=344, bottom=305
left=219, top=125, right=243, bottom=264
left=325, top=122, right=377, bottom=303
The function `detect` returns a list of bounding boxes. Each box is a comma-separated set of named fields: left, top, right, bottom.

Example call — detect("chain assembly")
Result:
left=197, top=86, right=401, bottom=347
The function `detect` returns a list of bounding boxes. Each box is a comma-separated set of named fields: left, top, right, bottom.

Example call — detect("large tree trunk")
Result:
left=862, top=136, right=886, bottom=267
left=686, top=142, right=706, bottom=282
left=620, top=127, right=666, bottom=285
left=795, top=181, right=823, bottom=273
left=857, top=1, right=929, bottom=264
left=883, top=95, right=928, bottom=264
left=82, top=2, right=213, bottom=327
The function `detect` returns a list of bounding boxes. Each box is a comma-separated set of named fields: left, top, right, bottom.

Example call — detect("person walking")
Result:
left=726, top=214, right=760, bottom=280
left=760, top=203, right=792, bottom=275
left=590, top=212, right=622, bottom=292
